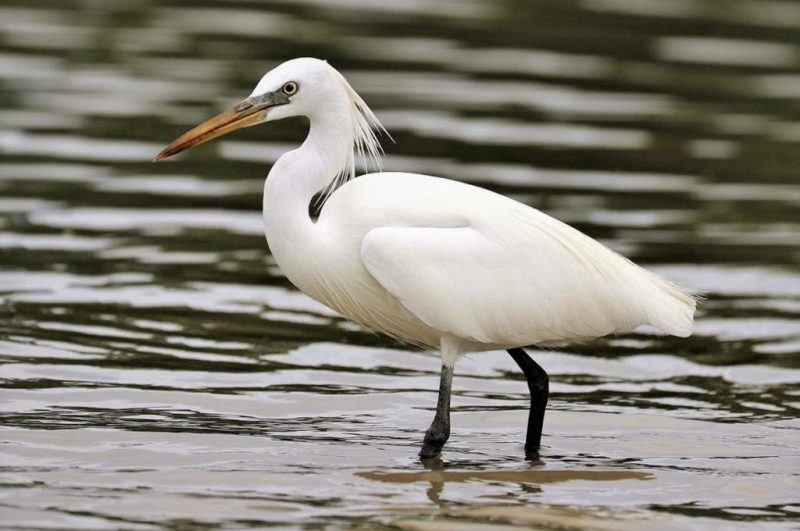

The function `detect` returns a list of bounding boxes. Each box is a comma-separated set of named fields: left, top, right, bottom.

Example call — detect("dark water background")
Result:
left=1, top=0, right=799, bottom=529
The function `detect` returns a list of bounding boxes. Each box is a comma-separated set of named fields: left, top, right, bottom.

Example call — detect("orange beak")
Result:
left=153, top=93, right=286, bottom=161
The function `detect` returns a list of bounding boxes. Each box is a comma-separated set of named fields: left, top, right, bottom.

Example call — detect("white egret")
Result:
left=155, top=58, right=699, bottom=459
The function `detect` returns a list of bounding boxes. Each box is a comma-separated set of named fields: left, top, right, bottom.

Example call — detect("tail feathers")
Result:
left=645, top=277, right=703, bottom=337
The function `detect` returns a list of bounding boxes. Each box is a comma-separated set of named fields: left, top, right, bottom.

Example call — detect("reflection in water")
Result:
left=1, top=0, right=799, bottom=528
left=360, top=465, right=650, bottom=505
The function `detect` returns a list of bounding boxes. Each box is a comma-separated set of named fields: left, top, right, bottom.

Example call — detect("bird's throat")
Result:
left=262, top=110, right=354, bottom=291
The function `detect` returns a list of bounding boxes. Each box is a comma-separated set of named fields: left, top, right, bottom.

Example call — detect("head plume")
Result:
left=321, top=66, right=390, bottom=201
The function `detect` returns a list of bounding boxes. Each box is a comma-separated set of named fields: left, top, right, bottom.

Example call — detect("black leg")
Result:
left=419, top=363, right=454, bottom=459
left=507, top=347, right=549, bottom=459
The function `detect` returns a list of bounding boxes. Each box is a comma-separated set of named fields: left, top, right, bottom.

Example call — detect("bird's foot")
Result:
left=419, top=426, right=449, bottom=459
left=419, top=441, right=444, bottom=459
left=523, top=446, right=541, bottom=461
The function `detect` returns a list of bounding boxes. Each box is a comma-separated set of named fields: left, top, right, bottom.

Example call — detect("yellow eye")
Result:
left=282, top=81, right=298, bottom=96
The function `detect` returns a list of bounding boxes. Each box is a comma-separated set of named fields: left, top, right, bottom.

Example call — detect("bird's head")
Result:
left=154, top=58, right=381, bottom=162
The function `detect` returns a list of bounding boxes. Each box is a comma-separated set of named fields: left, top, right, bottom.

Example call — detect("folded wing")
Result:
left=360, top=205, right=696, bottom=347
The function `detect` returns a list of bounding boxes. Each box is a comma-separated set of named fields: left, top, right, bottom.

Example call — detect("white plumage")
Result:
left=155, top=57, right=699, bottom=457
left=284, top=171, right=696, bottom=352
left=252, top=59, right=698, bottom=356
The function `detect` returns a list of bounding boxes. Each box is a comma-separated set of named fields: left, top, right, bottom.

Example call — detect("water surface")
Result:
left=1, top=0, right=799, bottom=529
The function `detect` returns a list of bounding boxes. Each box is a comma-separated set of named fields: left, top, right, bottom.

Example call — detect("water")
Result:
left=1, top=0, right=799, bottom=528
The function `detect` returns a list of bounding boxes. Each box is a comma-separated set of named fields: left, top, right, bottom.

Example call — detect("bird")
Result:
left=154, top=58, right=699, bottom=459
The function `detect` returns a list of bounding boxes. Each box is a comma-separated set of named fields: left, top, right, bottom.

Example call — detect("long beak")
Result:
left=153, top=94, right=285, bottom=162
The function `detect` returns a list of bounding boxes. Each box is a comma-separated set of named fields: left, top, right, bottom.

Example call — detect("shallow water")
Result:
left=1, top=0, right=799, bottom=529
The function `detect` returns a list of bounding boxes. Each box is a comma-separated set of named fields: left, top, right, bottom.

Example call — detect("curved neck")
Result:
left=294, top=107, right=353, bottom=200
left=262, top=102, right=353, bottom=270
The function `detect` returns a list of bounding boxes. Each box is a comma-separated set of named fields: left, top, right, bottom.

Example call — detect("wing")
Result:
left=360, top=208, right=695, bottom=347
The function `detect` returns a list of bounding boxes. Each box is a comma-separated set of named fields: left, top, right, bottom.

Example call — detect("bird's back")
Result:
left=320, top=172, right=699, bottom=349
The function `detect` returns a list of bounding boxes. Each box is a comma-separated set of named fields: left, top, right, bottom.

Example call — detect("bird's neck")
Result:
left=262, top=104, right=353, bottom=274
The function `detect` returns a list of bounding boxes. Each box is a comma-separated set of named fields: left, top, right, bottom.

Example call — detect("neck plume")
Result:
left=263, top=75, right=387, bottom=249
left=318, top=70, right=388, bottom=200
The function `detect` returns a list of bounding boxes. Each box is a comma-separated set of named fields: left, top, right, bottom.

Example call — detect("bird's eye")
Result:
left=282, top=82, right=298, bottom=96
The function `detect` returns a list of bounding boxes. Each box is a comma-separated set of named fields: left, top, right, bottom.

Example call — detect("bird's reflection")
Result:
left=418, top=452, right=547, bottom=504
left=419, top=454, right=445, bottom=504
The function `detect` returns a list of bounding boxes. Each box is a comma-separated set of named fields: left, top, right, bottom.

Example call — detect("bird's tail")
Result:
left=642, top=273, right=702, bottom=337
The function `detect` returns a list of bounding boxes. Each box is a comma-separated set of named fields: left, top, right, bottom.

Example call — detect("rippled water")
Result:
left=2, top=0, right=800, bottom=529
